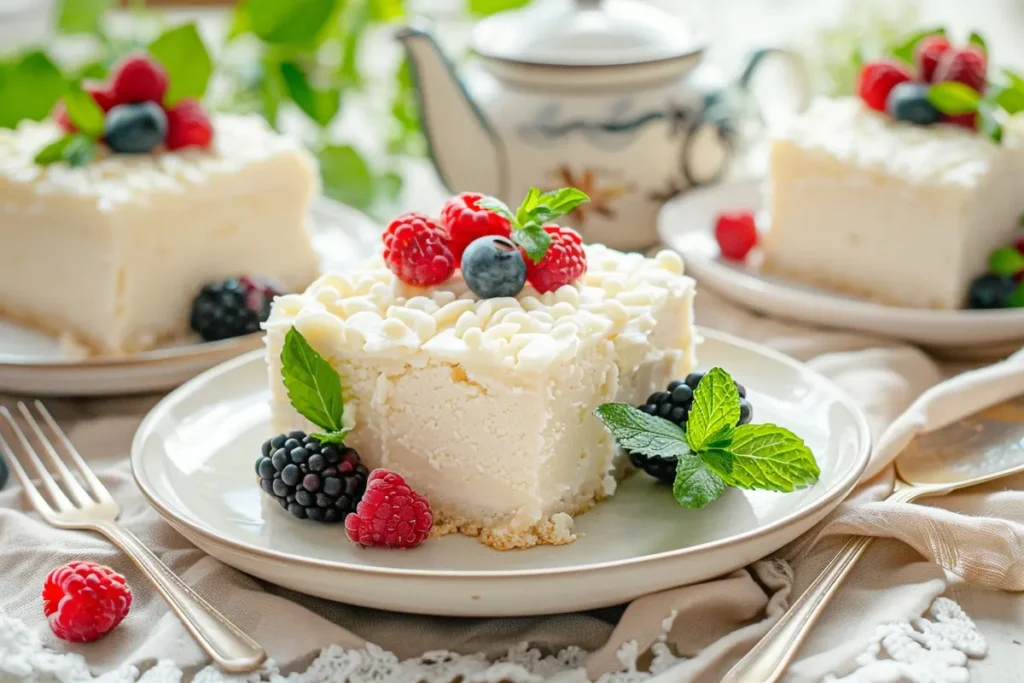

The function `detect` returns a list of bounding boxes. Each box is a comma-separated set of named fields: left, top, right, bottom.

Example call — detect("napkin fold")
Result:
left=1, top=290, right=1022, bottom=683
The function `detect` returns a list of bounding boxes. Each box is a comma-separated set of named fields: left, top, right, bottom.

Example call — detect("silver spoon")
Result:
left=722, top=394, right=1024, bottom=683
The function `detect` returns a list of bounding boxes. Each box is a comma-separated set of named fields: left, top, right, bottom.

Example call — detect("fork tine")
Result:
left=0, top=428, right=56, bottom=520
left=17, top=402, right=94, bottom=507
left=34, top=401, right=114, bottom=505
left=0, top=407, right=73, bottom=512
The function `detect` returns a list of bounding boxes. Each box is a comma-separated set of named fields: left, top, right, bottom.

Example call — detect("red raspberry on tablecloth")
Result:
left=441, top=192, right=513, bottom=263
left=524, top=224, right=586, bottom=294
left=345, top=469, right=433, bottom=549
left=42, top=561, right=132, bottom=643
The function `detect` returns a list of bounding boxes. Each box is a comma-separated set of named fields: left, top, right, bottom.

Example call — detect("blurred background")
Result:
left=3, top=0, right=1023, bottom=221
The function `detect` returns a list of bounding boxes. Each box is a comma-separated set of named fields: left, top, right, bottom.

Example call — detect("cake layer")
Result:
left=265, top=246, right=697, bottom=549
left=0, top=116, right=322, bottom=354
left=762, top=97, right=1024, bottom=309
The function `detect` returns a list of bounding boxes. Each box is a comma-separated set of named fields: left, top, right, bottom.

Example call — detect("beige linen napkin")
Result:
left=1, top=290, right=1022, bottom=682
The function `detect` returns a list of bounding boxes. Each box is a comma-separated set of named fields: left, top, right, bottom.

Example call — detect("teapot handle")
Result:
left=736, top=47, right=812, bottom=120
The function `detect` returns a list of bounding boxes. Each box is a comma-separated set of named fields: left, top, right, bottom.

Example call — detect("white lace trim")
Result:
left=0, top=597, right=984, bottom=683
left=826, top=598, right=987, bottom=683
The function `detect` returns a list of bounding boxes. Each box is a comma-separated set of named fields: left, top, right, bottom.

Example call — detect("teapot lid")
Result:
left=471, top=0, right=701, bottom=67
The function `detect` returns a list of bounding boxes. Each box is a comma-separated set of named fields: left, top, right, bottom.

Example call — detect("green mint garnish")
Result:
left=1009, top=282, right=1024, bottom=308
left=279, top=62, right=340, bottom=127
left=969, top=31, right=988, bottom=55
left=63, top=83, right=105, bottom=138
left=34, top=133, right=97, bottom=168
left=926, top=82, right=982, bottom=116
left=280, top=327, right=349, bottom=444
left=989, top=247, right=1024, bottom=276
left=0, top=51, right=66, bottom=129
left=478, top=187, right=590, bottom=264
left=149, top=23, right=213, bottom=106
left=594, top=367, right=820, bottom=509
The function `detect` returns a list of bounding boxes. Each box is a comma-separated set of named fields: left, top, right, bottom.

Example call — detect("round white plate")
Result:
left=658, top=179, right=1024, bottom=350
left=132, top=329, right=871, bottom=617
left=0, top=199, right=380, bottom=397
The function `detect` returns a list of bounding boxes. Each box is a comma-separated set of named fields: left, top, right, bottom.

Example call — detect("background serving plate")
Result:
left=0, top=198, right=380, bottom=396
left=132, top=329, right=871, bottom=617
left=658, top=179, right=1024, bottom=351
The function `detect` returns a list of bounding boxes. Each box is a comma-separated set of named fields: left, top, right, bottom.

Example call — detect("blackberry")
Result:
left=630, top=372, right=753, bottom=484
left=190, top=276, right=282, bottom=342
left=255, top=431, right=368, bottom=523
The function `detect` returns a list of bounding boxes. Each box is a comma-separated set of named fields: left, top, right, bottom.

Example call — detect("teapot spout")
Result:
left=397, top=26, right=507, bottom=198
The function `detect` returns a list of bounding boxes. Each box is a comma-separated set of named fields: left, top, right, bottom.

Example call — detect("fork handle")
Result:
left=94, top=521, right=266, bottom=673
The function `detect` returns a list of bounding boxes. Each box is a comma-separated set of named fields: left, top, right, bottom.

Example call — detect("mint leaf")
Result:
left=63, top=84, right=104, bottom=138
left=245, top=0, right=338, bottom=46
left=927, top=82, right=982, bottom=115
left=477, top=197, right=516, bottom=223
left=969, top=31, right=988, bottom=55
left=56, top=0, right=112, bottom=34
left=280, top=62, right=340, bottom=127
left=319, top=144, right=373, bottom=211
left=150, top=23, right=213, bottom=105
left=34, top=134, right=96, bottom=167
left=989, top=247, right=1024, bottom=276
left=513, top=224, right=553, bottom=265
left=686, top=368, right=741, bottom=452
left=1004, top=69, right=1024, bottom=92
left=515, top=186, right=543, bottom=225
left=1009, top=282, right=1024, bottom=308
left=673, top=452, right=726, bottom=508
left=469, top=0, right=531, bottom=15
left=369, top=0, right=406, bottom=21
left=889, top=27, right=946, bottom=65
left=713, top=423, right=820, bottom=492
left=0, top=51, right=67, bottom=129
left=994, top=86, right=1024, bottom=115
left=280, top=327, right=346, bottom=434
left=593, top=403, right=691, bottom=459
left=311, top=429, right=351, bottom=445
left=978, top=100, right=1003, bottom=143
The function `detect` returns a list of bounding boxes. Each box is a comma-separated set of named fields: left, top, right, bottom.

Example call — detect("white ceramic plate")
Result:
left=658, top=179, right=1024, bottom=350
left=0, top=199, right=380, bottom=397
left=132, top=329, right=871, bottom=617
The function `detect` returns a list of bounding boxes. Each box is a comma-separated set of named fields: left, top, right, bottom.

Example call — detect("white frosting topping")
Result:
left=0, top=114, right=312, bottom=208
left=265, top=245, right=692, bottom=373
left=776, top=96, right=1005, bottom=187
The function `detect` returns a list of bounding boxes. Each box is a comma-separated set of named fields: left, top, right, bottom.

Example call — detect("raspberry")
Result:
left=42, top=561, right=132, bottom=643
left=165, top=99, right=214, bottom=150
left=934, top=46, right=987, bottom=92
left=52, top=83, right=117, bottom=133
left=345, top=469, right=433, bottom=549
left=382, top=213, right=455, bottom=287
left=440, top=192, right=512, bottom=263
left=524, top=225, right=586, bottom=293
left=714, top=210, right=758, bottom=260
left=914, top=35, right=952, bottom=82
left=857, top=61, right=913, bottom=113
left=110, top=54, right=169, bottom=105
left=944, top=112, right=978, bottom=130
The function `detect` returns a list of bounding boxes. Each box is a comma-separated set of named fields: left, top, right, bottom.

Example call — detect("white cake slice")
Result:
left=265, top=245, right=697, bottom=550
left=763, top=97, right=1024, bottom=309
left=0, top=115, right=321, bottom=355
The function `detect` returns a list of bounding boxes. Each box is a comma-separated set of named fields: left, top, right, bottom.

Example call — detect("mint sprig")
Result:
left=989, top=247, right=1024, bottom=276
left=478, top=187, right=590, bottom=264
left=63, top=83, right=105, bottom=138
left=594, top=367, right=820, bottom=509
left=34, top=133, right=97, bottom=168
left=280, top=327, right=350, bottom=444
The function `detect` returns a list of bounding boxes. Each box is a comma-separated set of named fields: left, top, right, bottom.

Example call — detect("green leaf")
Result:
left=56, top=0, right=112, bottom=34
left=477, top=197, right=516, bottom=223
left=468, top=0, right=531, bottom=15
left=994, top=86, right=1024, bottom=115
left=592, top=403, right=692, bottom=460
left=74, top=61, right=109, bottom=81
left=978, top=100, right=1003, bottom=143
left=686, top=367, right=742, bottom=452
left=62, top=84, right=104, bottom=138
left=988, top=247, right=1024, bottom=276
left=149, top=23, right=213, bottom=105
left=512, top=224, right=553, bottom=265
left=279, top=62, right=340, bottom=127
left=515, top=186, right=543, bottom=225
left=711, top=423, right=820, bottom=492
left=34, top=134, right=96, bottom=168
left=1008, top=282, right=1024, bottom=308
left=369, top=0, right=405, bottom=21
left=311, top=429, right=351, bottom=445
left=0, top=51, right=68, bottom=129
left=318, top=144, right=374, bottom=211
left=245, top=0, right=338, bottom=46
left=672, top=452, right=727, bottom=508
left=969, top=31, right=988, bottom=55
left=927, top=82, right=982, bottom=115
left=889, top=27, right=946, bottom=65
left=1004, top=69, right=1024, bottom=92
left=280, top=327, right=346, bottom=434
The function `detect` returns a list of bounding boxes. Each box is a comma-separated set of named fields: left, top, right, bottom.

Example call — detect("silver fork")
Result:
left=1, top=400, right=266, bottom=673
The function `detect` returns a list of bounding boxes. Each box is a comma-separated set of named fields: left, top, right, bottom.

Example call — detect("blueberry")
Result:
left=461, top=236, right=527, bottom=298
left=104, top=102, right=168, bottom=154
left=886, top=82, right=942, bottom=126
left=967, top=274, right=1017, bottom=309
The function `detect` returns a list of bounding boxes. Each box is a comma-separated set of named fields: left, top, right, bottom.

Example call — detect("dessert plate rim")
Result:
left=658, top=178, right=1024, bottom=349
left=131, top=327, right=872, bottom=579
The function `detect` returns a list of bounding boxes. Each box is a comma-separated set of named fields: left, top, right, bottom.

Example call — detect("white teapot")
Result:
left=398, top=0, right=809, bottom=250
